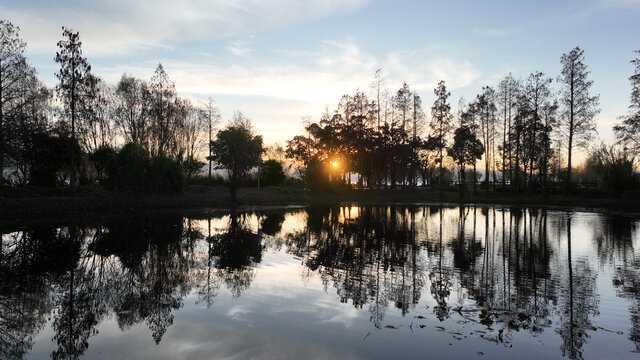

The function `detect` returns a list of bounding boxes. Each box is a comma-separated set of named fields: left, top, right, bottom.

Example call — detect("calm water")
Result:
left=1, top=205, right=640, bottom=360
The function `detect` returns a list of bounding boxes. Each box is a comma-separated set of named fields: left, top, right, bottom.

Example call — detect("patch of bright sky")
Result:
left=1, top=0, right=639, bottom=157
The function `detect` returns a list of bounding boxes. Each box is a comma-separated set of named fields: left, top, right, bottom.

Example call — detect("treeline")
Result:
left=0, top=21, right=226, bottom=192
left=286, top=51, right=640, bottom=194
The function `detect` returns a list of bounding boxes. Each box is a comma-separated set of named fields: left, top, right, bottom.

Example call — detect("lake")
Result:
left=1, top=205, right=639, bottom=359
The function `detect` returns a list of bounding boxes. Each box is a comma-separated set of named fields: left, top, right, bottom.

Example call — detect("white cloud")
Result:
left=386, top=51, right=481, bottom=91
left=0, top=0, right=373, bottom=57
left=228, top=42, right=253, bottom=57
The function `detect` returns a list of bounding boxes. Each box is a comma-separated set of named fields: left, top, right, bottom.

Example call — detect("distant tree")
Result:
left=203, top=97, right=221, bottom=178
left=558, top=47, right=600, bottom=190
left=82, top=74, right=115, bottom=153
left=497, top=73, right=519, bottom=186
left=614, top=50, right=640, bottom=156
left=210, top=119, right=264, bottom=201
left=55, top=27, right=93, bottom=186
left=430, top=80, right=454, bottom=187
left=393, top=82, right=413, bottom=134
left=0, top=20, right=28, bottom=186
left=522, top=71, right=553, bottom=189
left=586, top=144, right=637, bottom=194
left=449, top=125, right=484, bottom=193
left=473, top=86, right=497, bottom=189
left=149, top=63, right=178, bottom=157
left=113, top=74, right=150, bottom=146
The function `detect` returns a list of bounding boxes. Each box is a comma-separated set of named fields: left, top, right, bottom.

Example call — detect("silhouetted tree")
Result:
left=559, top=47, right=600, bottom=191
left=55, top=27, right=92, bottom=186
left=614, top=50, right=640, bottom=156
left=430, top=80, right=454, bottom=187
left=0, top=20, right=28, bottom=186
left=449, top=125, right=484, bottom=193
left=210, top=117, right=264, bottom=201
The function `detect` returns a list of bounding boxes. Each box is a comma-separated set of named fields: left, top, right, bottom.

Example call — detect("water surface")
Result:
left=1, top=205, right=639, bottom=359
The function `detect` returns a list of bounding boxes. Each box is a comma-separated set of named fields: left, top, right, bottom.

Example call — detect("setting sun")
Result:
left=331, top=161, right=339, bottom=168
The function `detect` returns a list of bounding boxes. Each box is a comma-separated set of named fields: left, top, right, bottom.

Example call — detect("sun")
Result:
left=331, top=161, right=339, bottom=168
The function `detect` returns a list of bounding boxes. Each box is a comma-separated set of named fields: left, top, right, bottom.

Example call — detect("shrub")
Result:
left=105, top=143, right=184, bottom=193
left=28, top=133, right=81, bottom=187
left=260, top=159, right=285, bottom=186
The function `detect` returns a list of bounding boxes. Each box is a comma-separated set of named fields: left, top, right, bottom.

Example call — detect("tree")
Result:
left=614, top=50, right=640, bottom=156
left=203, top=97, right=221, bottom=178
left=449, top=125, right=484, bottom=193
left=55, top=27, right=92, bottom=186
left=0, top=20, right=27, bottom=186
left=558, top=47, right=600, bottom=190
left=210, top=119, right=264, bottom=201
left=522, top=71, right=553, bottom=190
left=113, top=74, right=150, bottom=146
left=430, top=80, right=454, bottom=187
left=149, top=63, right=178, bottom=157
left=497, top=74, right=519, bottom=186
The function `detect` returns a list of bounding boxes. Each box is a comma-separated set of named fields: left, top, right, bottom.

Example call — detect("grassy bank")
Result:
left=2, top=184, right=639, bottom=225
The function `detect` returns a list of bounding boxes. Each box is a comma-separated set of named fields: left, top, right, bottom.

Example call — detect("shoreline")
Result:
left=2, top=184, right=639, bottom=227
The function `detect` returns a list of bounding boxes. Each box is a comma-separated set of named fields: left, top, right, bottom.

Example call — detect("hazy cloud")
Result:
left=0, top=0, right=373, bottom=56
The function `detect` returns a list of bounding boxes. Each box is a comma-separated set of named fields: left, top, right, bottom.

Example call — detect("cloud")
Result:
left=227, top=39, right=254, bottom=57
left=0, top=0, right=373, bottom=57
left=385, top=51, right=481, bottom=91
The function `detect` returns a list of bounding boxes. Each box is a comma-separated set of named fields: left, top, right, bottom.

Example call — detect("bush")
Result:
left=89, top=145, right=116, bottom=182
left=28, top=133, right=81, bottom=187
left=105, top=143, right=184, bottom=193
left=260, top=159, right=285, bottom=186
left=149, top=155, right=185, bottom=193
left=586, top=145, right=638, bottom=194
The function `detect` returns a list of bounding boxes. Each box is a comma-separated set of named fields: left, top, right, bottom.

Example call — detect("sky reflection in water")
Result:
left=1, top=205, right=639, bottom=359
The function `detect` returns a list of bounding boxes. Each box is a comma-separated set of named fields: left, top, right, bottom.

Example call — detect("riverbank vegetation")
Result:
left=1, top=20, right=639, bottom=212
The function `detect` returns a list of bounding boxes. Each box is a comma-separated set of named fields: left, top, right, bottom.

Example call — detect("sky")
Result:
left=1, top=0, right=639, bottom=153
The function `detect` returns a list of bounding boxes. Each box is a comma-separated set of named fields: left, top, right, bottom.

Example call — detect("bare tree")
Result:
left=113, top=74, right=150, bottom=146
left=0, top=20, right=27, bottom=186
left=203, top=97, right=221, bottom=178
left=497, top=74, right=519, bottom=186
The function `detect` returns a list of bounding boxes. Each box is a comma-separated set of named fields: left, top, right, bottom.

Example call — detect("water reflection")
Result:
left=1, top=206, right=639, bottom=359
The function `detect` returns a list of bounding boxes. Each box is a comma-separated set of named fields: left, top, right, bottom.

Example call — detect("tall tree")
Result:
left=430, top=80, right=454, bottom=187
left=203, top=97, right=220, bottom=178
left=0, top=20, right=27, bottom=186
left=149, top=63, right=178, bottom=157
left=614, top=50, right=640, bottom=156
left=522, top=71, right=553, bottom=189
left=55, top=27, right=92, bottom=186
left=497, top=74, right=519, bottom=187
left=558, top=47, right=600, bottom=190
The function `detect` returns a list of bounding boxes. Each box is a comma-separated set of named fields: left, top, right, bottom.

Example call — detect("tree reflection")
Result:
left=209, top=210, right=263, bottom=298
left=1, top=206, right=639, bottom=359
